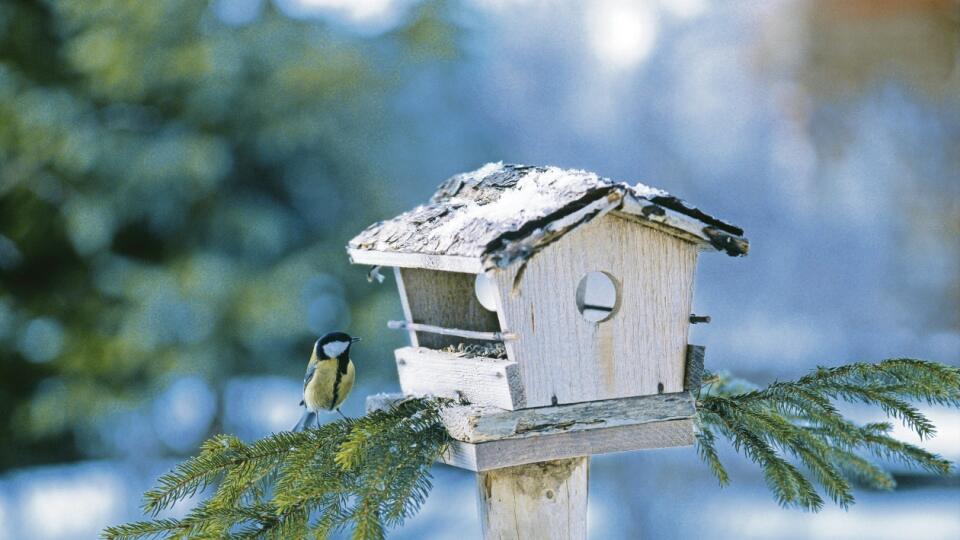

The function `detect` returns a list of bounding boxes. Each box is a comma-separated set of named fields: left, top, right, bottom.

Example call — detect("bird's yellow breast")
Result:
left=304, top=358, right=355, bottom=411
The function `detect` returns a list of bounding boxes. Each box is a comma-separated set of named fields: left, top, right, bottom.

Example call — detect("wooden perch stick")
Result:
left=387, top=320, right=519, bottom=342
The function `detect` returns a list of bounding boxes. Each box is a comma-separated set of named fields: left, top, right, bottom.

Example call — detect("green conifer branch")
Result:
left=104, top=359, right=958, bottom=539
left=103, top=398, right=450, bottom=540
left=697, top=358, right=958, bottom=511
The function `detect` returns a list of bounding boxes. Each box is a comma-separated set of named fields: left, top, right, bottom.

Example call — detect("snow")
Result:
left=630, top=181, right=669, bottom=199
left=348, top=162, right=742, bottom=260
left=462, top=161, right=505, bottom=181
left=482, top=166, right=599, bottom=220
left=430, top=164, right=607, bottom=241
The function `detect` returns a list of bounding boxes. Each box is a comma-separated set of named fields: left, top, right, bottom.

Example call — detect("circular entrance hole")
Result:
left=575, top=271, right=619, bottom=322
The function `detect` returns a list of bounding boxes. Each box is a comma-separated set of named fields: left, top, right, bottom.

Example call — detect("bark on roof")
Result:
left=348, top=163, right=747, bottom=269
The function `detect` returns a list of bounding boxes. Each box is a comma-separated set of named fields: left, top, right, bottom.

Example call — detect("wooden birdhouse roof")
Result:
left=348, top=163, right=748, bottom=273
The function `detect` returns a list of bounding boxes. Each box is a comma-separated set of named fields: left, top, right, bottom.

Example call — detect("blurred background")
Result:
left=0, top=0, right=957, bottom=538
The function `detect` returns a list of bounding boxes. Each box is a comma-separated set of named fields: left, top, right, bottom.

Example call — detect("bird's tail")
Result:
left=292, top=409, right=317, bottom=432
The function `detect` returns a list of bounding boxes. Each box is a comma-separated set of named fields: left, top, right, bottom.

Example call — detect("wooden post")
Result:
left=476, top=457, right=589, bottom=540
left=368, top=391, right=697, bottom=537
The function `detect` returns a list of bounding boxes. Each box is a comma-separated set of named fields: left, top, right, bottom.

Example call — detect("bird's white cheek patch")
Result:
left=322, top=341, right=349, bottom=358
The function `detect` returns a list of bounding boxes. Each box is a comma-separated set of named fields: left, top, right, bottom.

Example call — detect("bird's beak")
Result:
left=350, top=337, right=362, bottom=343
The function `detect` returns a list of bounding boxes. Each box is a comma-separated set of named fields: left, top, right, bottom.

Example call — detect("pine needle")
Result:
left=102, top=398, right=450, bottom=540
left=104, top=359, right=959, bottom=539
left=697, top=358, right=958, bottom=511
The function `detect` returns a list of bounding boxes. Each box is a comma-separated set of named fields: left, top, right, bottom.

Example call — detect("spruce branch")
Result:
left=103, top=398, right=450, bottom=540
left=98, top=519, right=189, bottom=540
left=697, top=358, right=959, bottom=511
left=694, top=424, right=729, bottom=487
left=106, top=359, right=958, bottom=539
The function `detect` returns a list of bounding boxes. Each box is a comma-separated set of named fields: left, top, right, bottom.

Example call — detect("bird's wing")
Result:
left=300, top=362, right=316, bottom=407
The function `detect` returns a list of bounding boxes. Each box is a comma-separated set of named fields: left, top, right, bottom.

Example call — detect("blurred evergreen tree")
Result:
left=0, top=0, right=457, bottom=469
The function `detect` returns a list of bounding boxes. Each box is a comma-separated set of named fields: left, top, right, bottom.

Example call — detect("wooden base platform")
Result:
left=367, top=391, right=696, bottom=472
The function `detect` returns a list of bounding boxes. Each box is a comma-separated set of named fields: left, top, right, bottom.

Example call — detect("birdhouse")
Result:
left=350, top=163, right=747, bottom=471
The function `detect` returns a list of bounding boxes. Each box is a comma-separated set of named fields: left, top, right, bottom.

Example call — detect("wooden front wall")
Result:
left=492, top=214, right=699, bottom=407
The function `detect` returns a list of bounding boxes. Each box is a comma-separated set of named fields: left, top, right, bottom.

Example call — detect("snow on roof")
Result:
left=348, top=163, right=747, bottom=270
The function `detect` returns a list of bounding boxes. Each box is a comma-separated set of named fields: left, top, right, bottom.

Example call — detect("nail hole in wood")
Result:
left=657, top=382, right=664, bottom=394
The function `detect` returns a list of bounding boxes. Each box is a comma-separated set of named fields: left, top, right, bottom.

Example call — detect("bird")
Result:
left=292, top=331, right=360, bottom=431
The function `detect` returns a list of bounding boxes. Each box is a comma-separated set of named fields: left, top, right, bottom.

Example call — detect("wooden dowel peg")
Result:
left=387, top=320, right=519, bottom=342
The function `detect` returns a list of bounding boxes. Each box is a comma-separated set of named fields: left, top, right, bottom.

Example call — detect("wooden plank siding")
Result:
left=492, top=213, right=699, bottom=407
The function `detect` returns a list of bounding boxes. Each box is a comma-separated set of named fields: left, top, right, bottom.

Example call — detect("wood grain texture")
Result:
left=494, top=213, right=699, bottom=407
left=482, top=190, right=622, bottom=270
left=445, top=418, right=694, bottom=471
left=348, top=248, right=484, bottom=273
left=387, top=321, right=518, bottom=342
left=440, top=392, right=695, bottom=443
left=616, top=195, right=721, bottom=249
left=366, top=392, right=696, bottom=471
left=684, top=344, right=705, bottom=392
left=397, top=268, right=501, bottom=349
left=476, top=457, right=588, bottom=540
left=393, top=267, right=419, bottom=347
left=395, top=347, right=526, bottom=410
left=346, top=163, right=747, bottom=265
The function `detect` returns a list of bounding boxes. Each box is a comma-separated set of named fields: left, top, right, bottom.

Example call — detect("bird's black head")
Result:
left=315, top=331, right=361, bottom=359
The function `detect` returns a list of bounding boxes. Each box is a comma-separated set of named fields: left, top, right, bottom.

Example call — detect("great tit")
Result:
left=292, top=331, right=360, bottom=431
